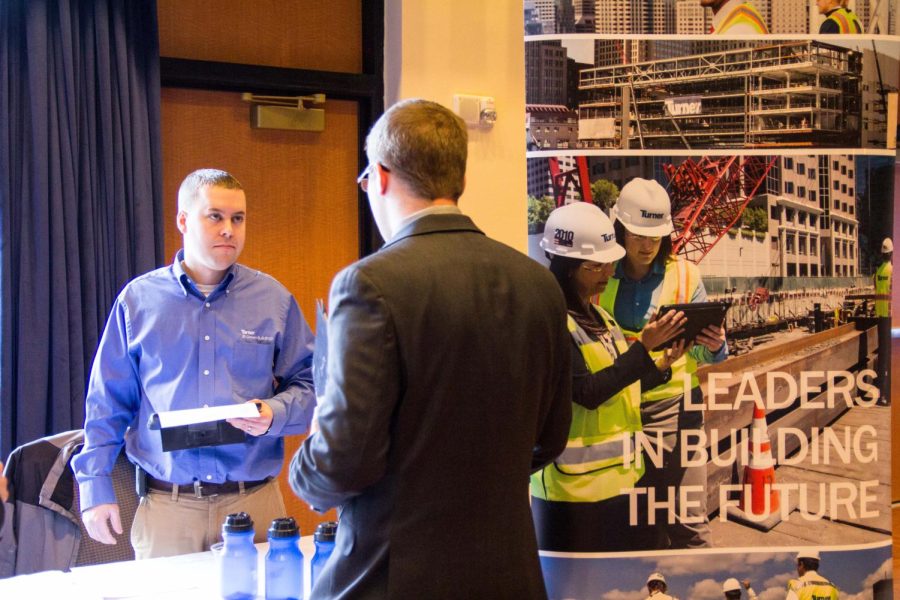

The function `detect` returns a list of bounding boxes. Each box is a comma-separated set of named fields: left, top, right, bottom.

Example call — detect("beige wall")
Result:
left=385, top=0, right=528, bottom=252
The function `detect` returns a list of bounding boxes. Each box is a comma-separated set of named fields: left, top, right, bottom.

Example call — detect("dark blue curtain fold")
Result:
left=0, top=0, right=163, bottom=458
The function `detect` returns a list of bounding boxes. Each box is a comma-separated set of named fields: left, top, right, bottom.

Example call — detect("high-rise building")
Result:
left=573, top=0, right=595, bottom=32
left=770, top=0, right=807, bottom=33
left=860, top=49, right=899, bottom=147
left=675, top=0, right=711, bottom=34
left=651, top=0, right=677, bottom=33
left=555, top=0, right=576, bottom=33
left=525, top=1, right=544, bottom=34
left=533, top=0, right=575, bottom=34
left=526, top=40, right=568, bottom=106
left=594, top=0, right=648, bottom=33
left=533, top=0, right=557, bottom=33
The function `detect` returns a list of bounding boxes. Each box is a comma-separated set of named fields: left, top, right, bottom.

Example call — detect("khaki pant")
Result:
left=130, top=478, right=286, bottom=559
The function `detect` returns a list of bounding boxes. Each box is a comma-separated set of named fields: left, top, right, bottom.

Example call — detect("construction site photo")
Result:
left=526, top=38, right=898, bottom=151
left=526, top=151, right=893, bottom=550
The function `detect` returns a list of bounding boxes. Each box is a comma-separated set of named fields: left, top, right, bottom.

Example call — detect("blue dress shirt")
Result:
left=73, top=251, right=316, bottom=510
left=611, top=260, right=727, bottom=364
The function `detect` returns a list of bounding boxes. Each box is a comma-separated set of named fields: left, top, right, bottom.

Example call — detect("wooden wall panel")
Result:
left=161, top=87, right=357, bottom=533
left=157, top=0, right=362, bottom=74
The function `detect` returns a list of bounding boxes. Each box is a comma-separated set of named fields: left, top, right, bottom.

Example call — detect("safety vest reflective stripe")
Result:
left=530, top=308, right=644, bottom=503
left=875, top=261, right=891, bottom=317
left=827, top=8, right=862, bottom=33
left=555, top=432, right=634, bottom=470
left=719, top=5, right=769, bottom=34
left=788, top=578, right=839, bottom=600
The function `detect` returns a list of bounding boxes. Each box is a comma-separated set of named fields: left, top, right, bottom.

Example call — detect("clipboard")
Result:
left=148, top=403, right=260, bottom=452
left=653, top=301, right=730, bottom=350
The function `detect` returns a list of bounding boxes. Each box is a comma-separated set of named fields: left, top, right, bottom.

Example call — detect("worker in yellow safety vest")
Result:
left=702, top=0, right=769, bottom=34
left=530, top=201, right=686, bottom=552
left=786, top=550, right=839, bottom=600
left=817, top=0, right=863, bottom=33
left=875, top=237, right=892, bottom=405
left=600, top=178, right=728, bottom=549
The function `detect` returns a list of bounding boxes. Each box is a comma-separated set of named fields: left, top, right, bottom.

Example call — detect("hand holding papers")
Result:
left=149, top=403, right=261, bottom=451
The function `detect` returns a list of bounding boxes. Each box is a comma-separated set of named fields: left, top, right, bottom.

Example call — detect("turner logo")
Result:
left=602, top=232, right=614, bottom=242
left=241, top=329, right=274, bottom=344
left=640, top=209, right=664, bottom=220
left=554, top=228, right=575, bottom=247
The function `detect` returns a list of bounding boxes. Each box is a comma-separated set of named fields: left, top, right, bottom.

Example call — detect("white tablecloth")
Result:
left=0, top=538, right=315, bottom=599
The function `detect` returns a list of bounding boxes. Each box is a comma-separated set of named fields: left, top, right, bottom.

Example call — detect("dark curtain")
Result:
left=0, top=1, right=163, bottom=458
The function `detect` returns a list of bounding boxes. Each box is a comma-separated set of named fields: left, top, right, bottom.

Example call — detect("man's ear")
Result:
left=376, top=163, right=390, bottom=194
left=176, top=210, right=187, bottom=234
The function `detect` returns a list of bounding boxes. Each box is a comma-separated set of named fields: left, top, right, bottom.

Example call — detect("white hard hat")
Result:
left=610, top=178, right=674, bottom=237
left=882, top=238, right=893, bottom=253
left=647, top=572, right=666, bottom=586
left=723, top=578, right=741, bottom=593
left=541, top=202, right=625, bottom=263
left=797, top=549, right=820, bottom=561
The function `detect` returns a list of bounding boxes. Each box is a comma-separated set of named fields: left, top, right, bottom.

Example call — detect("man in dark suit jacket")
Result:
left=290, top=99, right=572, bottom=599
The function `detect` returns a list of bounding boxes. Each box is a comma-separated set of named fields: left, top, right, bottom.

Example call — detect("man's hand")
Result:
left=227, top=400, right=274, bottom=436
left=0, top=462, right=8, bottom=503
left=83, top=503, right=123, bottom=545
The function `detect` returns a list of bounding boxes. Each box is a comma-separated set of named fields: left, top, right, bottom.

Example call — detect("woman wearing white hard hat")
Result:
left=598, top=177, right=728, bottom=549
left=530, top=201, right=687, bottom=552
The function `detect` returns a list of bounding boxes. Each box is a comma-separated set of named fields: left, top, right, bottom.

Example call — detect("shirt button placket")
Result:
left=199, top=298, right=217, bottom=480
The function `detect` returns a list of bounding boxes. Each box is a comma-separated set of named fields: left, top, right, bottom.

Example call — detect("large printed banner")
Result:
left=525, top=2, right=896, bottom=598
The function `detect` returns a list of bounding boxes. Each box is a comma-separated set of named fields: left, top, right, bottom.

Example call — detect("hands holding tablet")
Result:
left=641, top=309, right=687, bottom=352
left=695, top=324, right=726, bottom=353
left=641, top=310, right=688, bottom=372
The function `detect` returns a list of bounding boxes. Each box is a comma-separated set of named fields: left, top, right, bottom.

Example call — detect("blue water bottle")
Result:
left=265, top=517, right=303, bottom=600
left=310, top=521, right=337, bottom=589
left=219, top=512, right=258, bottom=600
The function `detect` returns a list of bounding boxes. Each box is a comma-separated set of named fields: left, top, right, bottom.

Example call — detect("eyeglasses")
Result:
left=580, top=262, right=609, bottom=272
left=624, top=231, right=662, bottom=243
left=357, top=163, right=390, bottom=192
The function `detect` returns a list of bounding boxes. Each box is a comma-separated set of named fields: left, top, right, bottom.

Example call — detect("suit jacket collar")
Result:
left=383, top=213, right=484, bottom=249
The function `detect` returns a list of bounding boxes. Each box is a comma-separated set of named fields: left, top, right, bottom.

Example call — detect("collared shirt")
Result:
left=391, top=204, right=462, bottom=242
left=710, top=0, right=769, bottom=34
left=73, top=250, right=316, bottom=510
left=611, top=259, right=727, bottom=363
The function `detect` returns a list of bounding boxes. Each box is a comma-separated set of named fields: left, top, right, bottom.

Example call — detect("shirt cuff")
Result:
left=78, top=476, right=117, bottom=511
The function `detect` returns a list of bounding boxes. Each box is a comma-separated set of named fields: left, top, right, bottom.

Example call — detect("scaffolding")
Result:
left=579, top=41, right=862, bottom=149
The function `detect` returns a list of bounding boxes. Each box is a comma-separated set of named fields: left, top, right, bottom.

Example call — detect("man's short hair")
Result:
left=365, top=99, right=467, bottom=201
left=178, top=168, right=243, bottom=212
left=798, top=557, right=820, bottom=571
left=725, top=591, right=742, bottom=600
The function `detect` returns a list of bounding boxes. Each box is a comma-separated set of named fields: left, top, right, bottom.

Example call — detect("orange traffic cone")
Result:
left=739, top=405, right=780, bottom=516
left=726, top=404, right=795, bottom=531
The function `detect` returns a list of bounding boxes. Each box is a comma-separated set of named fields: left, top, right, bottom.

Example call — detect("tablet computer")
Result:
left=654, top=301, right=730, bottom=350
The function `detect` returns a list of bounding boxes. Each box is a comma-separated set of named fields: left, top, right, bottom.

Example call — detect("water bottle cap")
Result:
left=268, top=517, right=299, bottom=538
left=314, top=521, right=338, bottom=542
left=223, top=511, right=254, bottom=533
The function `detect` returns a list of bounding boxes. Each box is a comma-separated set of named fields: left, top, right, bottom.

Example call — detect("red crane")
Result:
left=663, top=156, right=777, bottom=264
left=548, top=156, right=593, bottom=207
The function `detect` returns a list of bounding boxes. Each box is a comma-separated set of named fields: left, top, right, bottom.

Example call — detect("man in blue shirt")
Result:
left=72, top=169, right=315, bottom=558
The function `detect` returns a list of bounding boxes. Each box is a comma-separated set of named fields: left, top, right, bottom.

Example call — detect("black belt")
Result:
left=146, top=475, right=270, bottom=498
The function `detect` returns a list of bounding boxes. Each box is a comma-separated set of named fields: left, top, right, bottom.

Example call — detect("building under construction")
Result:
left=578, top=40, right=862, bottom=149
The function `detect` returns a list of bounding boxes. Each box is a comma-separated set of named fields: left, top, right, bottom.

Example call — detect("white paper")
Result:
left=156, top=404, right=259, bottom=428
